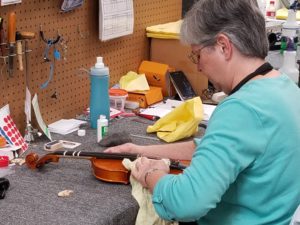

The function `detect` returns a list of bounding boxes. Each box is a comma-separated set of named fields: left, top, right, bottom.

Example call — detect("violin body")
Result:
left=25, top=151, right=189, bottom=184
left=91, top=158, right=130, bottom=184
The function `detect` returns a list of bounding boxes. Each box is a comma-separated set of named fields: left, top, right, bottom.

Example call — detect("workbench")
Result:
left=0, top=116, right=203, bottom=225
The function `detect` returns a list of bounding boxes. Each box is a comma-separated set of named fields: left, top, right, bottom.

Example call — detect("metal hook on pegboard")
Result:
left=77, top=25, right=89, bottom=39
left=39, top=25, right=61, bottom=45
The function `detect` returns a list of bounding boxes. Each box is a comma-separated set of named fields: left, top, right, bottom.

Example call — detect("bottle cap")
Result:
left=95, top=57, right=104, bottom=68
left=100, top=115, right=106, bottom=119
left=78, top=129, right=86, bottom=137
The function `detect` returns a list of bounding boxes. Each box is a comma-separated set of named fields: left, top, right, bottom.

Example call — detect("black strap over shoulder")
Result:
left=229, top=62, right=273, bottom=95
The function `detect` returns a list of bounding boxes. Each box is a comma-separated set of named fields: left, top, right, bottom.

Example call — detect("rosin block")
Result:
left=138, top=60, right=174, bottom=97
left=127, top=86, right=163, bottom=108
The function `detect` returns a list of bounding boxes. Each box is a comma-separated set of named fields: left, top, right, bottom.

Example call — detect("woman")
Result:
left=105, top=0, right=300, bottom=224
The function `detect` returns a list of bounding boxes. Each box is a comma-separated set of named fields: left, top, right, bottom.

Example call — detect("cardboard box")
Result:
left=138, top=61, right=174, bottom=97
left=127, top=86, right=163, bottom=108
left=150, top=38, right=208, bottom=96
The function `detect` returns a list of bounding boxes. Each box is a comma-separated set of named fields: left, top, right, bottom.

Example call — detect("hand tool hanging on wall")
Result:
left=7, top=12, right=16, bottom=77
left=17, top=31, right=37, bottom=142
left=0, top=18, right=5, bottom=56
left=39, top=27, right=60, bottom=89
left=58, top=36, right=68, bottom=61
left=19, top=31, right=35, bottom=87
left=15, top=31, right=23, bottom=71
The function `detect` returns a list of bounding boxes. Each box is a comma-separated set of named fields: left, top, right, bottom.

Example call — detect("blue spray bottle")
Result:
left=90, top=57, right=110, bottom=129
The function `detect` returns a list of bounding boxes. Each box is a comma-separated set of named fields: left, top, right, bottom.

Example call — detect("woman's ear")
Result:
left=216, top=33, right=232, bottom=59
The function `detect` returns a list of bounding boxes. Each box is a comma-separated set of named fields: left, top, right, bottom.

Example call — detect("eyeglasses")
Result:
left=188, top=45, right=208, bottom=64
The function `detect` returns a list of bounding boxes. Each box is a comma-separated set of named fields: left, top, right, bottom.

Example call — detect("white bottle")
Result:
left=282, top=9, right=299, bottom=38
left=266, top=0, right=276, bottom=19
left=279, top=50, right=299, bottom=84
left=97, top=115, right=108, bottom=142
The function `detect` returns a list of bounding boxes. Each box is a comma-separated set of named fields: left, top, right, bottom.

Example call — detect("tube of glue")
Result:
left=137, top=113, right=159, bottom=121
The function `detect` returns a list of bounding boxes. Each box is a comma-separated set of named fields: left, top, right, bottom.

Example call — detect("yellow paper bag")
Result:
left=147, top=97, right=203, bottom=142
left=119, top=71, right=150, bottom=92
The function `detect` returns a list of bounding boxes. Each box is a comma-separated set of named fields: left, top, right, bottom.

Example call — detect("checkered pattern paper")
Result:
left=0, top=104, right=28, bottom=154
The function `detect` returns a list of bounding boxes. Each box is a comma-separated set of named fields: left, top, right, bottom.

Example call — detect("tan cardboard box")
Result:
left=150, top=38, right=208, bottom=96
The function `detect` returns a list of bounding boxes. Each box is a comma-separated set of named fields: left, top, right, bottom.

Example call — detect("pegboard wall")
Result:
left=0, top=0, right=182, bottom=133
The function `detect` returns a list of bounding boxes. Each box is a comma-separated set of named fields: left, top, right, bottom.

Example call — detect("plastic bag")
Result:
left=147, top=97, right=203, bottom=143
left=61, top=0, right=84, bottom=12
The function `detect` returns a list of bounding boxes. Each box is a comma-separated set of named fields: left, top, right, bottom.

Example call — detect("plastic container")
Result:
left=0, top=156, right=9, bottom=167
left=109, top=89, right=128, bottom=112
left=0, top=136, right=6, bottom=148
left=279, top=50, right=299, bottom=84
left=90, top=57, right=110, bottom=129
left=97, top=115, right=108, bottom=142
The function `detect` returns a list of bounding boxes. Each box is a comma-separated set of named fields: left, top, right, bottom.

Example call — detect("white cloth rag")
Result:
left=122, top=158, right=178, bottom=225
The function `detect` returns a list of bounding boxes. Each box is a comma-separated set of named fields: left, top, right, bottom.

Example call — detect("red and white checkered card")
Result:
left=0, top=104, right=28, bottom=155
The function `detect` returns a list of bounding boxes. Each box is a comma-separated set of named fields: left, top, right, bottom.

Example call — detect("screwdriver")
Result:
left=0, top=18, right=5, bottom=56
left=7, top=12, right=16, bottom=77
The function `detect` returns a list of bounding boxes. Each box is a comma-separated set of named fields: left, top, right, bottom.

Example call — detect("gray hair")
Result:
left=180, top=0, right=269, bottom=58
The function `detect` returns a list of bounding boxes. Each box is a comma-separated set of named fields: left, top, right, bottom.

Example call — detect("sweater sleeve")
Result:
left=152, top=98, right=267, bottom=222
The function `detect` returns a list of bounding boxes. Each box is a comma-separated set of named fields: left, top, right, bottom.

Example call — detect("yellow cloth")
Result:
left=276, top=8, right=300, bottom=20
left=119, top=71, right=150, bottom=92
left=146, top=20, right=182, bottom=40
left=122, top=158, right=178, bottom=225
left=147, top=97, right=203, bottom=143
left=146, top=33, right=179, bottom=39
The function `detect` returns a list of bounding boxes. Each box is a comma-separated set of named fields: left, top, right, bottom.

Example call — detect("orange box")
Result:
left=127, top=86, right=163, bottom=108
left=138, top=61, right=174, bottom=97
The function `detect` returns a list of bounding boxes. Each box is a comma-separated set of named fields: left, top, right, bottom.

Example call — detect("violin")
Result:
left=25, top=151, right=189, bottom=184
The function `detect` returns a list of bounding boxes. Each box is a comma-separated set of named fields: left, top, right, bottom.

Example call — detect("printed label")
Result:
left=102, top=126, right=108, bottom=137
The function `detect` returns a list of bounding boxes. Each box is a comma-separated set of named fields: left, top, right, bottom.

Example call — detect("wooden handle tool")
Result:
left=7, top=12, right=16, bottom=77
left=16, top=31, right=23, bottom=71
left=8, top=12, right=16, bottom=44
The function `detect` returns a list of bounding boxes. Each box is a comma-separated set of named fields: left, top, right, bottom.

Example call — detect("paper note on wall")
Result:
left=32, top=94, right=52, bottom=141
left=1, top=0, right=21, bottom=6
left=99, top=0, right=134, bottom=41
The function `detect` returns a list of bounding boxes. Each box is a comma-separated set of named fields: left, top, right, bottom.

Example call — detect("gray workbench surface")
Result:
left=0, top=117, right=204, bottom=225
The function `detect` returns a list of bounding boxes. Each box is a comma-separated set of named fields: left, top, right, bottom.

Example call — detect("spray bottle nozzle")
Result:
left=95, top=57, right=104, bottom=68
left=289, top=0, right=300, bottom=10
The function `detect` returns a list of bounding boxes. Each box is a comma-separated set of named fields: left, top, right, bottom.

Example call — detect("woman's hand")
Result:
left=132, top=157, right=170, bottom=188
left=104, top=143, right=140, bottom=154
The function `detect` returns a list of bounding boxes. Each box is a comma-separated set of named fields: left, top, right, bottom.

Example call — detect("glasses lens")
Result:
left=188, top=52, right=198, bottom=64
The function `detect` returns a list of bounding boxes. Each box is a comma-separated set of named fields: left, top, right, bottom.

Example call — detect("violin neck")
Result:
left=51, top=151, right=186, bottom=170
left=51, top=150, right=137, bottom=161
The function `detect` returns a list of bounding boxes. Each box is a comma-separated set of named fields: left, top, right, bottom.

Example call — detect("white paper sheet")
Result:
left=140, top=100, right=216, bottom=121
left=1, top=0, right=21, bottom=6
left=32, top=94, right=52, bottom=141
left=202, top=104, right=217, bottom=121
left=48, top=119, right=86, bottom=135
left=99, top=0, right=134, bottom=41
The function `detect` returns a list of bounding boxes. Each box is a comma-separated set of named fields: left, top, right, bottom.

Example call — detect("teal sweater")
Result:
left=152, top=74, right=300, bottom=225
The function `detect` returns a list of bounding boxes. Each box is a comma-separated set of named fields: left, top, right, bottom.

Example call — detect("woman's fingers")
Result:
left=104, top=143, right=135, bottom=153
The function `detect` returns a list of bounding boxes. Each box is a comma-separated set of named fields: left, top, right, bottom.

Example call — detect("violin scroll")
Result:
left=25, top=152, right=60, bottom=169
